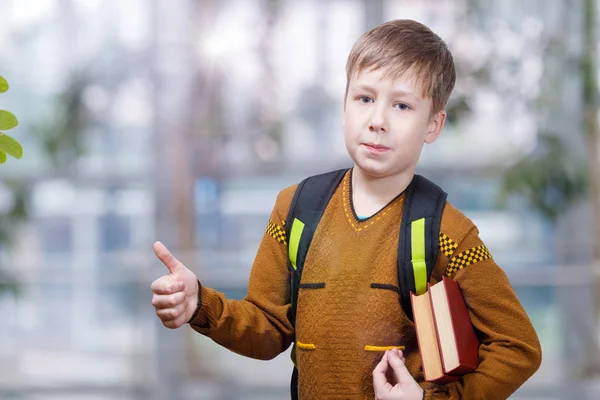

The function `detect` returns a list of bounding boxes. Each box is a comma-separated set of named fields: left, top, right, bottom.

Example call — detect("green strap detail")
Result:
left=411, top=218, right=427, bottom=295
left=289, top=218, right=305, bottom=270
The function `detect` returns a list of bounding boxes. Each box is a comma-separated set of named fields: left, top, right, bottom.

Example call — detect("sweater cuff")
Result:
left=186, top=279, right=203, bottom=323
left=188, top=283, right=221, bottom=332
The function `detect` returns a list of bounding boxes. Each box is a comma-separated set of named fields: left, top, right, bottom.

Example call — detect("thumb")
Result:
left=387, top=349, right=414, bottom=386
left=373, top=350, right=391, bottom=391
left=154, top=241, right=186, bottom=275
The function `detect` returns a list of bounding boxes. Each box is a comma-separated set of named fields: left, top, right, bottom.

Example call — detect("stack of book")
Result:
left=410, top=276, right=480, bottom=383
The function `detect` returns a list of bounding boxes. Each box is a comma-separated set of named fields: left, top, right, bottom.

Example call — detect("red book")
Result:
left=429, top=276, right=479, bottom=375
left=411, top=277, right=479, bottom=383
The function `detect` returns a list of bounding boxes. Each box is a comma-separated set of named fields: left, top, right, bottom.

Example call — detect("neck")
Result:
left=352, top=166, right=414, bottom=202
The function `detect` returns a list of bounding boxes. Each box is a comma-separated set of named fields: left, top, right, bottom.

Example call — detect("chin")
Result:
left=354, top=160, right=394, bottom=179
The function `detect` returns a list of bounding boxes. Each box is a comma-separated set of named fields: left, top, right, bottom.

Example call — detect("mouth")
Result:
left=362, top=143, right=390, bottom=154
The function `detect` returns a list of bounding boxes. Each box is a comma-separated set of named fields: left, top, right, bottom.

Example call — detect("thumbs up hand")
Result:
left=151, top=241, right=200, bottom=329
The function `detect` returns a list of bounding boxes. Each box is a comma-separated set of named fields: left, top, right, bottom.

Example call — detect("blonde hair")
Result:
left=345, top=19, right=456, bottom=114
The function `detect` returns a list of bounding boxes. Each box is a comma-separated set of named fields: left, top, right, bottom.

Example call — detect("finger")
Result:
left=156, top=301, right=187, bottom=322
left=163, top=311, right=189, bottom=329
left=151, top=276, right=185, bottom=294
left=391, top=348, right=406, bottom=363
left=388, top=349, right=415, bottom=385
left=390, top=348, right=406, bottom=366
left=152, top=292, right=186, bottom=309
left=154, top=241, right=186, bottom=274
left=373, top=351, right=392, bottom=392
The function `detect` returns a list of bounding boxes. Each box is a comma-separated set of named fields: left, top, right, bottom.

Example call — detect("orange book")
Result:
left=410, top=290, right=458, bottom=384
left=429, top=276, right=479, bottom=375
left=411, top=277, right=479, bottom=382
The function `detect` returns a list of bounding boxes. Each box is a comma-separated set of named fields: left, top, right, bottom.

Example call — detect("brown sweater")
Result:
left=190, top=170, right=542, bottom=399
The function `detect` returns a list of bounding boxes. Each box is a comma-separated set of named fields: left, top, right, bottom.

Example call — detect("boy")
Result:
left=151, top=19, right=542, bottom=399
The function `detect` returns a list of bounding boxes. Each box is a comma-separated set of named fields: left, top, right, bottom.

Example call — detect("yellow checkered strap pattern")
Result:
left=439, top=232, right=458, bottom=258
left=266, top=219, right=287, bottom=245
left=445, top=244, right=492, bottom=277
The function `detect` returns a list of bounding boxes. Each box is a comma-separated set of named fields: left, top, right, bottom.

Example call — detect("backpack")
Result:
left=284, top=168, right=447, bottom=399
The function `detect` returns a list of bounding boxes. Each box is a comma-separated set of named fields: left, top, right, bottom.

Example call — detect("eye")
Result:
left=395, top=103, right=410, bottom=111
left=358, top=96, right=373, bottom=104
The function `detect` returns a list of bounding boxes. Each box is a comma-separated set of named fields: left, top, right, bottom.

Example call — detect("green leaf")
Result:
left=0, top=110, right=18, bottom=130
left=0, top=133, right=23, bottom=159
left=0, top=151, right=6, bottom=164
left=0, top=76, right=8, bottom=93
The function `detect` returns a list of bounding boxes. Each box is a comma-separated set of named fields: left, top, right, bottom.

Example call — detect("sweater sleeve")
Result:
left=424, top=203, right=542, bottom=400
left=188, top=184, right=298, bottom=360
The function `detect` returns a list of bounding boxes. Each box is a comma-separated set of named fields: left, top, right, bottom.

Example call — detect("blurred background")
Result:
left=0, top=0, right=599, bottom=399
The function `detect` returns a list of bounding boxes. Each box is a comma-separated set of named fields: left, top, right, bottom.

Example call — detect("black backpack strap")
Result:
left=285, top=168, right=347, bottom=400
left=397, top=174, right=447, bottom=321
left=290, top=366, right=299, bottom=400
left=285, top=168, right=347, bottom=327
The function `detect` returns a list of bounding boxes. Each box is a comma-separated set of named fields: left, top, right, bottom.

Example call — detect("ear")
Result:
left=425, top=110, right=446, bottom=144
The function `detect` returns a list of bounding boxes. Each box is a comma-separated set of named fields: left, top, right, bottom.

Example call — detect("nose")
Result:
left=369, top=104, right=388, bottom=133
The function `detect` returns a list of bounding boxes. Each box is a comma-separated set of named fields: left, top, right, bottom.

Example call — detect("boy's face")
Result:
left=343, top=67, right=446, bottom=179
